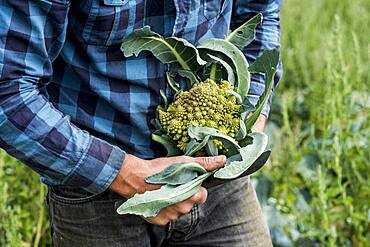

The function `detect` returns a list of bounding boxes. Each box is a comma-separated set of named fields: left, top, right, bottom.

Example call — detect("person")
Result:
left=0, top=0, right=282, bottom=246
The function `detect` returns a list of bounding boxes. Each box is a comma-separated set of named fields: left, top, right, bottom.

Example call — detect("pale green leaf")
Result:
left=188, top=125, right=240, bottom=155
left=239, top=134, right=253, bottom=147
left=234, top=119, right=247, bottom=141
left=165, top=72, right=181, bottom=93
left=146, top=162, right=206, bottom=185
left=152, top=133, right=182, bottom=156
left=184, top=136, right=210, bottom=156
left=225, top=90, right=243, bottom=104
left=121, top=26, right=206, bottom=73
left=177, top=69, right=200, bottom=86
left=208, top=63, right=223, bottom=82
left=248, top=48, right=280, bottom=74
left=206, top=139, right=218, bottom=156
left=226, top=13, right=263, bottom=49
left=225, top=153, right=242, bottom=166
left=208, top=54, right=236, bottom=85
left=117, top=172, right=213, bottom=217
left=197, top=39, right=250, bottom=97
left=214, top=132, right=268, bottom=179
left=240, top=97, right=256, bottom=122
left=159, top=89, right=168, bottom=110
left=245, top=49, right=279, bottom=130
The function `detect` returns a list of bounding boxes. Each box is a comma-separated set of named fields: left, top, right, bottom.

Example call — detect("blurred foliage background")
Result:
left=1, top=0, right=369, bottom=246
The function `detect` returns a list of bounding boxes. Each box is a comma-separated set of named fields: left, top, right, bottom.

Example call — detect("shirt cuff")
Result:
left=63, top=136, right=126, bottom=194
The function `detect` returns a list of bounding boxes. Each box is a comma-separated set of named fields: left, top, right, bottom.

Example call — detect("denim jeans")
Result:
left=47, top=177, right=272, bottom=247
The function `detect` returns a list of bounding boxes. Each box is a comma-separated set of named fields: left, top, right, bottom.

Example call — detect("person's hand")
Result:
left=109, top=154, right=226, bottom=225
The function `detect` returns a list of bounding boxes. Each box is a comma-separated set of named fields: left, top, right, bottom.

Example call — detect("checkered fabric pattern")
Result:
left=0, top=0, right=282, bottom=193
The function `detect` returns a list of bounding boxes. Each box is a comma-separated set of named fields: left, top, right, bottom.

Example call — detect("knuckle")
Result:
left=201, top=188, right=208, bottom=200
left=198, top=156, right=226, bottom=170
left=179, top=205, right=193, bottom=214
left=200, top=186, right=207, bottom=194
left=203, top=156, right=213, bottom=165
left=146, top=217, right=157, bottom=225
left=180, top=156, right=195, bottom=162
left=196, top=157, right=210, bottom=170
left=159, top=221, right=168, bottom=226
left=137, top=187, right=146, bottom=194
left=162, top=209, right=179, bottom=221
left=197, top=187, right=207, bottom=204
left=191, top=192, right=202, bottom=202
left=169, top=213, right=179, bottom=221
left=170, top=155, right=193, bottom=163
left=191, top=191, right=205, bottom=204
left=155, top=218, right=168, bottom=226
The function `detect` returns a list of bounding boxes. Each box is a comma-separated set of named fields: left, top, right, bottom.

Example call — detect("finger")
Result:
left=145, top=209, right=172, bottom=226
left=171, top=201, right=194, bottom=214
left=145, top=216, right=169, bottom=226
left=146, top=187, right=208, bottom=226
left=166, top=155, right=197, bottom=164
left=153, top=156, right=195, bottom=171
left=164, top=207, right=181, bottom=220
left=193, top=155, right=226, bottom=171
left=142, top=183, right=161, bottom=193
left=188, top=187, right=208, bottom=204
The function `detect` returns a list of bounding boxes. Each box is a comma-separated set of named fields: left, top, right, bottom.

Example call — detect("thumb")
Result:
left=193, top=155, right=226, bottom=171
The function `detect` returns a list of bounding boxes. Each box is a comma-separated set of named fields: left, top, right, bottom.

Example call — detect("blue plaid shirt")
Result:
left=0, top=0, right=282, bottom=193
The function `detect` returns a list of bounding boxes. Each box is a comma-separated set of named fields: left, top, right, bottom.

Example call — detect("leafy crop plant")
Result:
left=117, top=13, right=280, bottom=217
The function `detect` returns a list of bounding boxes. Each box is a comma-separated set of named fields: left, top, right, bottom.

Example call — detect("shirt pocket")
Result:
left=203, top=0, right=226, bottom=21
left=72, top=0, right=143, bottom=46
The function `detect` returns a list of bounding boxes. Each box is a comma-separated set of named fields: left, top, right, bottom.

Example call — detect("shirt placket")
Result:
left=162, top=0, right=192, bottom=100
left=172, top=0, right=192, bottom=37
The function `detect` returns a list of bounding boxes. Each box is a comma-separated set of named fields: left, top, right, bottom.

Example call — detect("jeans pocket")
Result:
left=47, top=186, right=147, bottom=246
left=49, top=186, right=110, bottom=204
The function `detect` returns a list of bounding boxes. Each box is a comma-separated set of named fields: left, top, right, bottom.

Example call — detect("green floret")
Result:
left=158, top=79, right=241, bottom=153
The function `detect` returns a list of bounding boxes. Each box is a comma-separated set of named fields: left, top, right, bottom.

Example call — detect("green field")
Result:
left=1, top=0, right=369, bottom=246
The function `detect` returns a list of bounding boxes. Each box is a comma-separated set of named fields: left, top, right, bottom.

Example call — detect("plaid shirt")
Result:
left=0, top=0, right=282, bottom=193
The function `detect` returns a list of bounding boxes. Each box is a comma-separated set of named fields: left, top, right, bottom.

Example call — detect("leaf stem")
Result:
left=209, top=63, right=218, bottom=81
left=151, top=37, right=191, bottom=70
left=150, top=37, right=199, bottom=83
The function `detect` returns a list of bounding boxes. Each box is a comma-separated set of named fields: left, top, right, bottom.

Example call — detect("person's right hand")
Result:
left=109, top=153, right=226, bottom=225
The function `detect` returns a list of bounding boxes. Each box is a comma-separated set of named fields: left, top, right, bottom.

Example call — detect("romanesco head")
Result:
left=159, top=79, right=241, bottom=153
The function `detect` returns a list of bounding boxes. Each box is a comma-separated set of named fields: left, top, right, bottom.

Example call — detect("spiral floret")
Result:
left=158, top=79, right=241, bottom=153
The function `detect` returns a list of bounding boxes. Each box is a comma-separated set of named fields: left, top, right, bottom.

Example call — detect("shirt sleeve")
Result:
left=0, top=0, right=125, bottom=194
left=231, top=0, right=283, bottom=117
